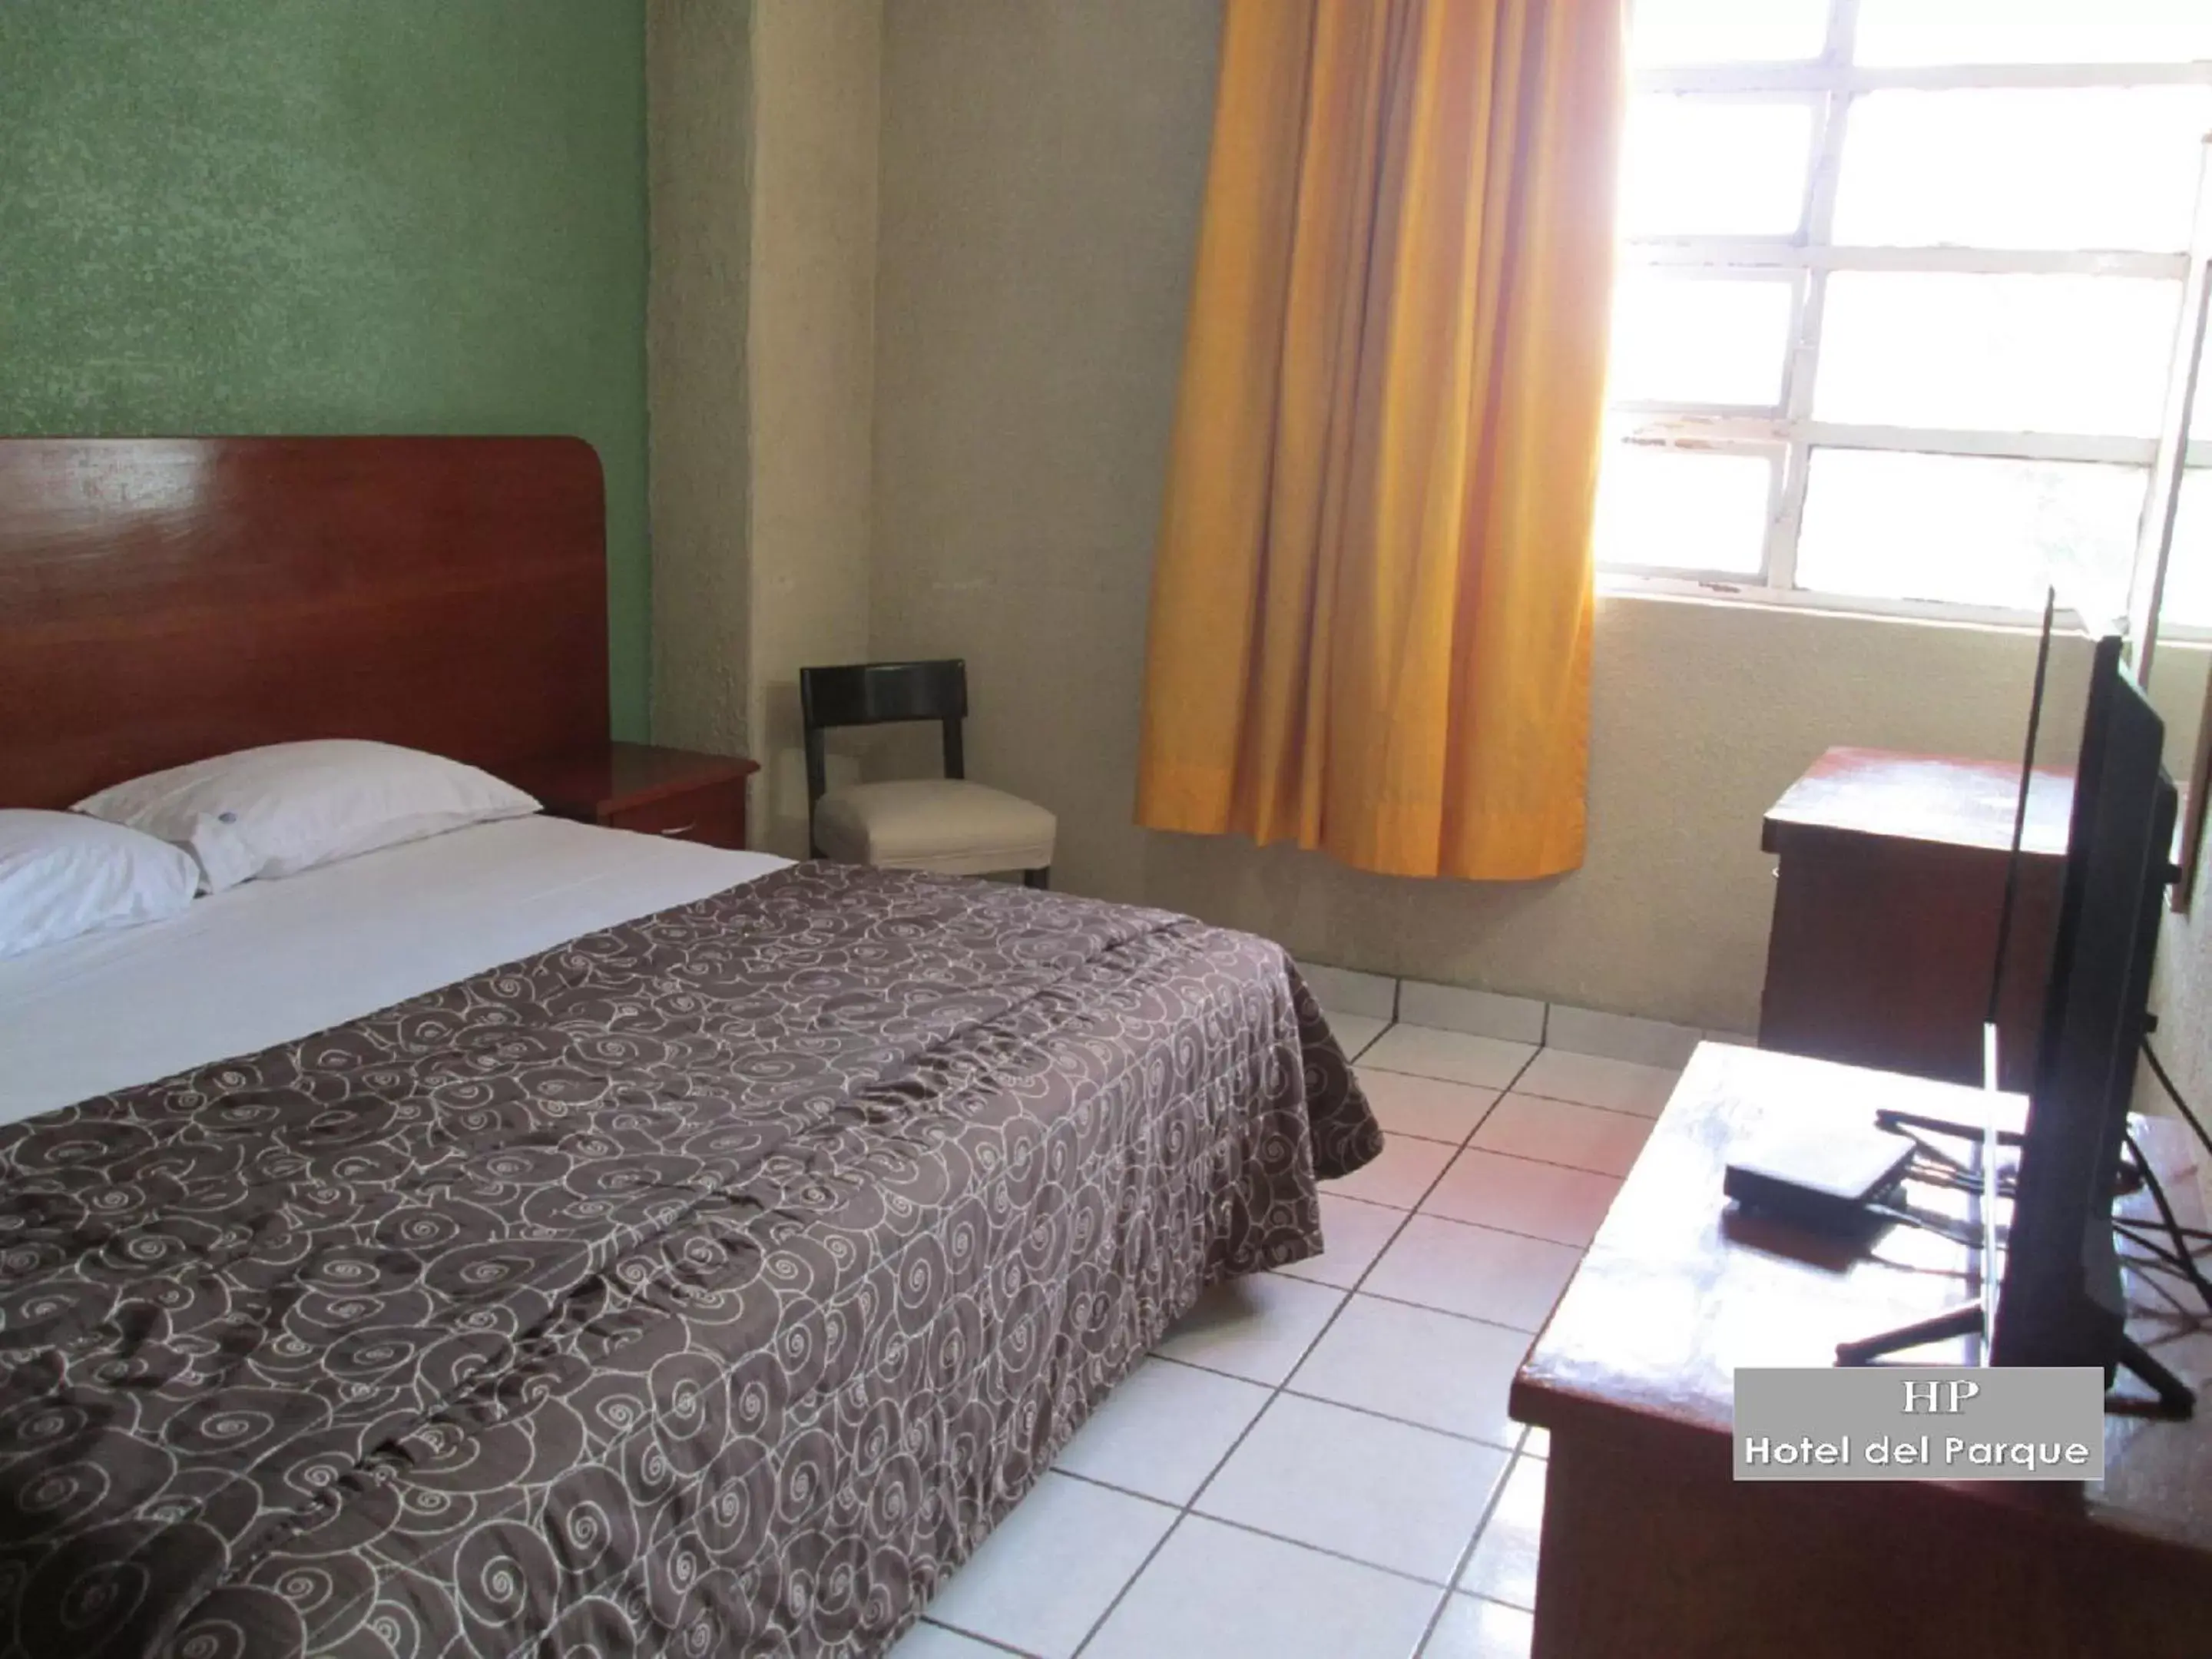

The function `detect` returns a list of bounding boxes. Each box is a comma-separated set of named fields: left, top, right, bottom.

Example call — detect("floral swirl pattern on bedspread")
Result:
left=0, top=861, right=1378, bottom=1657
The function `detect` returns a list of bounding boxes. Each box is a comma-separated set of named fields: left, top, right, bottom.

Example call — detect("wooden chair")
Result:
left=800, top=659, right=1055, bottom=888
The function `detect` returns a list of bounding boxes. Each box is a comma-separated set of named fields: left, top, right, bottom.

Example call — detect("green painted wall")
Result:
left=0, top=0, right=651, bottom=736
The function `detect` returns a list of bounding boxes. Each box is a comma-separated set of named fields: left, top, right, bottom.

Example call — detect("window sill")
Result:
left=1594, top=569, right=2095, bottom=635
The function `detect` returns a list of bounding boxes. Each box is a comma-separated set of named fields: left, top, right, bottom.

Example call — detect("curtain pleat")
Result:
left=1135, top=0, right=1627, bottom=880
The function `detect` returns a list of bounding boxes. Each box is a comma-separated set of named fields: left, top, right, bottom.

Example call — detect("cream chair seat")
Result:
left=813, top=779, right=1056, bottom=876
left=800, top=658, right=1056, bottom=888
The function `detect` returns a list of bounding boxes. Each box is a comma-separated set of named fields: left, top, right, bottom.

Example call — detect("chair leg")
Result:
left=1022, top=866, right=1050, bottom=890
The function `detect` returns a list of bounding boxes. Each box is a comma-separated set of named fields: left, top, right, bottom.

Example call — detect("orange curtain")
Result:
left=1134, top=0, right=1627, bottom=880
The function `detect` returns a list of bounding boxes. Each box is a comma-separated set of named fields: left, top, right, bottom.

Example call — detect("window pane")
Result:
left=1594, top=441, right=1773, bottom=574
left=1855, top=1, right=2212, bottom=66
left=1833, top=88, right=2212, bottom=253
left=2160, top=469, right=2212, bottom=628
left=1620, top=98, right=1815, bottom=238
left=1796, top=449, right=2146, bottom=614
left=1608, top=273, right=1794, bottom=406
left=1813, top=273, right=2181, bottom=438
left=1632, top=0, right=1831, bottom=66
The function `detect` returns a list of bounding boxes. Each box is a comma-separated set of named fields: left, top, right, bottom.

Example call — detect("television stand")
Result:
left=1512, top=1044, right=2212, bottom=1659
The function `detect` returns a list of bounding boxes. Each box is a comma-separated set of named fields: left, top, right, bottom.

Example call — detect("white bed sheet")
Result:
left=0, top=816, right=790, bottom=1126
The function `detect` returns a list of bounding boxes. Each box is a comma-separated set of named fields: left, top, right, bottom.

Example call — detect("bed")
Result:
left=0, top=439, right=1380, bottom=1657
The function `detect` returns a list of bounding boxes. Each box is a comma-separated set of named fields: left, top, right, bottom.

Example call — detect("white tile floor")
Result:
left=889, top=1012, right=1684, bottom=1659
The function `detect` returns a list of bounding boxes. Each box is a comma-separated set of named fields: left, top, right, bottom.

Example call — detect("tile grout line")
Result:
left=1051, top=1467, right=1483, bottom=1595
left=916, top=1618, right=1040, bottom=1657
left=1299, top=1041, right=1548, bottom=1641
left=1410, top=1448, right=1531, bottom=1657
left=1421, top=1145, right=1637, bottom=1181
left=1354, top=1035, right=1549, bottom=1635
left=1295, top=1286, right=1555, bottom=1344
left=961, top=1026, right=1554, bottom=1659
left=1347, top=1014, right=1689, bottom=1098
left=1507, top=1084, right=1669, bottom=1121
left=1063, top=1010, right=1416, bottom=1659
left=1304, top=1133, right=1622, bottom=1250
left=1170, top=1047, right=1535, bottom=1551
left=1333, top=964, right=1714, bottom=1062
left=1338, top=1114, right=1636, bottom=1186
left=1065, top=1506, right=1189, bottom=1658
left=1360, top=1058, right=1536, bottom=1093
left=1359, top=1059, right=1670, bottom=1124
left=1275, top=1384, right=1532, bottom=1448
left=1409, top=1118, right=1635, bottom=1162
left=1379, top=1084, right=1665, bottom=1130
left=1289, top=1208, right=1598, bottom=1257
left=1066, top=1018, right=1495, bottom=1655
left=1426, top=1591, right=1547, bottom=1657
left=1290, top=1040, right=1541, bottom=1657
left=1182, top=1508, right=1470, bottom=1594
left=1141, top=1352, right=1526, bottom=1455
left=1075, top=1363, right=1530, bottom=1451
left=1380, top=1002, right=1545, bottom=1650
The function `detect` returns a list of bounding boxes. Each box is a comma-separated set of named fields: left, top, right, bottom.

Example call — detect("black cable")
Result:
left=2141, top=1038, right=2212, bottom=1164
left=1866, top=1204, right=1981, bottom=1249
left=2114, top=1221, right=2198, bottom=1274
left=2121, top=1258, right=2200, bottom=1320
left=1902, top=1130, right=1973, bottom=1174
left=2114, top=1237, right=2212, bottom=1316
left=2124, top=1130, right=2212, bottom=1311
left=1906, top=1157, right=2015, bottom=1199
left=1909, top=1166, right=1975, bottom=1191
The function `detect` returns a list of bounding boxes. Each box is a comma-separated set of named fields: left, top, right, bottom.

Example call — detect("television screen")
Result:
left=1991, top=634, right=2183, bottom=1412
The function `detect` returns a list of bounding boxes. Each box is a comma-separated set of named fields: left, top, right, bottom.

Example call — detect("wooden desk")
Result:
left=1761, top=747, right=2075, bottom=1092
left=1511, top=1044, right=2212, bottom=1659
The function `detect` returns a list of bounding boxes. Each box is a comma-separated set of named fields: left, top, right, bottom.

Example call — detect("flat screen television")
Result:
left=1839, top=633, right=2193, bottom=1416
left=1990, top=634, right=2189, bottom=1412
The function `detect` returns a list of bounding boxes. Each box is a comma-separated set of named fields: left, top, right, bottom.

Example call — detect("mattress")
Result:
left=0, top=815, right=791, bottom=1124
left=0, top=839, right=1378, bottom=1657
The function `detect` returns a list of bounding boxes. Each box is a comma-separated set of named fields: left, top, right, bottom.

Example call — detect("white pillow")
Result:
left=0, top=810, right=202, bottom=959
left=73, top=740, right=539, bottom=894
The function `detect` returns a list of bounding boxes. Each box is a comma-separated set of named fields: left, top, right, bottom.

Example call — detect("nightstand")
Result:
left=500, top=741, right=760, bottom=850
left=1758, top=747, right=2071, bottom=1093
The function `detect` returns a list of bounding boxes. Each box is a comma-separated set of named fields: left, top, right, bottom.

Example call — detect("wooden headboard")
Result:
left=0, top=436, right=610, bottom=809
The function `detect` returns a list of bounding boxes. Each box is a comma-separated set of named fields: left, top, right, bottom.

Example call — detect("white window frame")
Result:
left=1605, top=0, right=2212, bottom=631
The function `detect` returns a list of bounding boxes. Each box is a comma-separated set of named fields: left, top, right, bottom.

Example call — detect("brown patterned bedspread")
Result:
left=0, top=861, right=1378, bottom=1657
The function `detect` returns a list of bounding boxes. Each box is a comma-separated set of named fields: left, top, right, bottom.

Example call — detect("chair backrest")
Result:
left=799, top=659, right=968, bottom=818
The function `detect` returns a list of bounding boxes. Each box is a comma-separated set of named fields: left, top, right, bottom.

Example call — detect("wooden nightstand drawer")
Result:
left=498, top=742, right=759, bottom=853
left=607, top=778, right=744, bottom=847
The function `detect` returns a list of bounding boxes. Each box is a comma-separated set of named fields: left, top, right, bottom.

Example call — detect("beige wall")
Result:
left=870, top=0, right=2117, bottom=1034
left=649, top=0, right=880, bottom=854
left=2151, top=887, right=2212, bottom=1211
left=2144, top=644, right=2212, bottom=1206
left=646, top=0, right=753, bottom=756
left=748, top=0, right=881, bottom=857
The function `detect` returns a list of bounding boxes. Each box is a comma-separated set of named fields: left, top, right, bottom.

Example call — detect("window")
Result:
left=1598, top=0, right=2212, bottom=630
